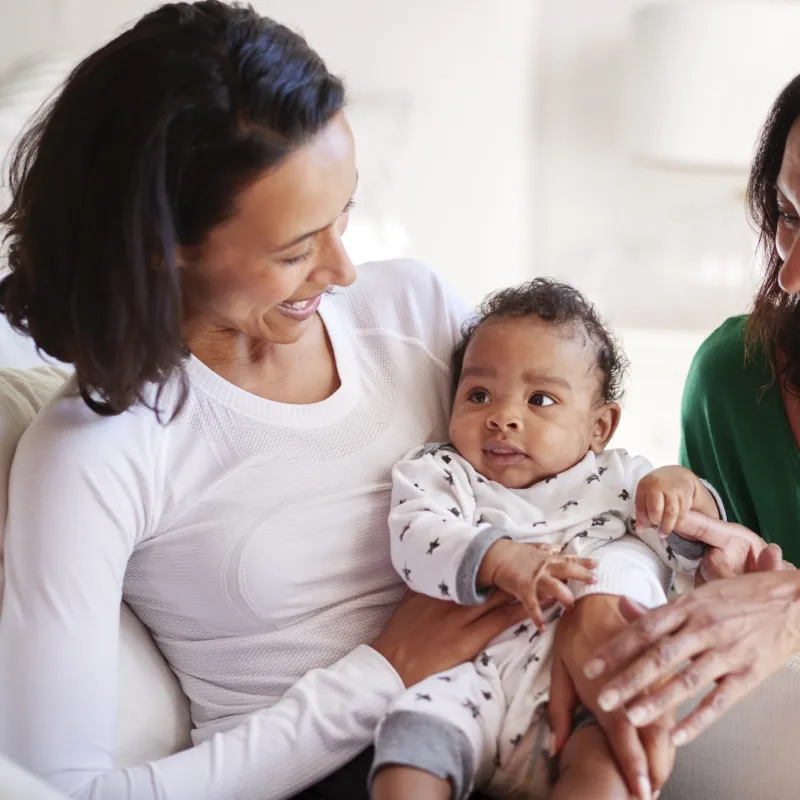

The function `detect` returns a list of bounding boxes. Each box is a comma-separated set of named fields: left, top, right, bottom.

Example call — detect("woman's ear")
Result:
left=589, top=402, right=621, bottom=453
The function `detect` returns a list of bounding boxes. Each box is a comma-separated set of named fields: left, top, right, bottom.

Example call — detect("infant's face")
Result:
left=449, top=316, right=608, bottom=489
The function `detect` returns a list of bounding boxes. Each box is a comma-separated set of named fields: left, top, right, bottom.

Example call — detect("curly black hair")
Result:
left=451, top=278, right=628, bottom=405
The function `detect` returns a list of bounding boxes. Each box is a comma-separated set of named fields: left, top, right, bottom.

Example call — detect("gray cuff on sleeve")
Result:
left=456, top=526, right=510, bottom=605
left=699, top=478, right=727, bottom=521
left=664, top=479, right=726, bottom=562
left=369, top=710, right=475, bottom=800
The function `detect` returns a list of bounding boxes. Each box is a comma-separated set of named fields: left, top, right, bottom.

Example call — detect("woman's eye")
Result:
left=778, top=206, right=799, bottom=225
left=468, top=390, right=490, bottom=404
left=282, top=249, right=314, bottom=266
left=529, top=393, right=555, bottom=407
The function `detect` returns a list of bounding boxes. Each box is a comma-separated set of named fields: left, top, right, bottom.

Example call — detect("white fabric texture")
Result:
left=0, top=366, right=193, bottom=771
left=0, top=259, right=467, bottom=800
left=380, top=447, right=685, bottom=798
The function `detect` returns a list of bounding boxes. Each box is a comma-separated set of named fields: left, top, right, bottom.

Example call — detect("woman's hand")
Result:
left=584, top=569, right=800, bottom=747
left=548, top=595, right=675, bottom=800
left=672, top=511, right=791, bottom=582
left=371, top=589, right=527, bottom=687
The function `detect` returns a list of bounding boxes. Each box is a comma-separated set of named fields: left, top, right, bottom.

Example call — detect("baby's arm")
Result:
left=633, top=464, right=722, bottom=574
left=389, top=447, right=507, bottom=604
left=390, top=448, right=595, bottom=626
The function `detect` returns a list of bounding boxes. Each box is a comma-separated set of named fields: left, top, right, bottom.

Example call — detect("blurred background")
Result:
left=1, top=0, right=799, bottom=465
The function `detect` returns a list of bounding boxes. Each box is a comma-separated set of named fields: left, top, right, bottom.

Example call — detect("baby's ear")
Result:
left=590, top=402, right=621, bottom=453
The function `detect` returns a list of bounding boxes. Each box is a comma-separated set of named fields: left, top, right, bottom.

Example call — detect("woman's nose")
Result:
left=313, top=228, right=357, bottom=288
left=779, top=237, right=800, bottom=294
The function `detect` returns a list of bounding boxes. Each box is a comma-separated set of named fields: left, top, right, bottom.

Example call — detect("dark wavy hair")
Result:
left=0, top=1, right=345, bottom=416
left=746, top=74, right=800, bottom=393
left=451, top=278, right=628, bottom=405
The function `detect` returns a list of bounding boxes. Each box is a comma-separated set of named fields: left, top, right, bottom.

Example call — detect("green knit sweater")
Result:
left=679, top=315, right=800, bottom=566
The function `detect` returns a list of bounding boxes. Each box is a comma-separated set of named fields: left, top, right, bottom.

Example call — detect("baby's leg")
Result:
left=551, top=725, right=632, bottom=800
left=370, top=661, right=505, bottom=800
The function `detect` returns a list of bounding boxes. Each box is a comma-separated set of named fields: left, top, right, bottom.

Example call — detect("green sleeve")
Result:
left=678, top=317, right=760, bottom=535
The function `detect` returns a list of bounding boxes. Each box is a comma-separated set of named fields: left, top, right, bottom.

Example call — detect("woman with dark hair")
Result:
left=0, top=3, right=539, bottom=797
left=559, top=73, right=800, bottom=758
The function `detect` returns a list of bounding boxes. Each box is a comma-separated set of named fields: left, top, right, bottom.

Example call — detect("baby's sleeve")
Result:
left=625, top=455, right=725, bottom=576
left=389, top=447, right=509, bottom=605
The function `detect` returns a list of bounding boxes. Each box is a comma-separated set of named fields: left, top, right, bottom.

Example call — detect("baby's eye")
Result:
left=468, top=389, right=491, bottom=404
left=529, top=393, right=555, bottom=407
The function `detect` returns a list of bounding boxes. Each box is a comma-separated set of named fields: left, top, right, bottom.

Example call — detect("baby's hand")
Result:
left=482, top=540, right=596, bottom=631
left=635, top=465, right=698, bottom=536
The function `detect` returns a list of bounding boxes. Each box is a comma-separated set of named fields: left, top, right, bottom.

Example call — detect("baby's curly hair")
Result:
left=451, top=278, right=628, bottom=405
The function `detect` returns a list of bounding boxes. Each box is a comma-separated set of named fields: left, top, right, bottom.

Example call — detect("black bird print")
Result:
left=427, top=538, right=441, bottom=555
left=438, top=675, right=453, bottom=682
left=413, top=483, right=425, bottom=492
left=575, top=530, right=589, bottom=539
left=514, top=623, right=530, bottom=637
left=477, top=514, right=487, bottom=525
left=415, top=693, right=432, bottom=702
left=482, top=691, right=492, bottom=701
left=586, top=473, right=600, bottom=484
left=463, top=699, right=481, bottom=718
left=528, top=630, right=540, bottom=644
left=666, top=545, right=675, bottom=561
left=477, top=476, right=486, bottom=484
left=561, top=500, right=579, bottom=511
left=544, top=475, right=557, bottom=484
left=532, top=521, right=546, bottom=527
left=591, top=516, right=609, bottom=527
left=618, top=489, right=630, bottom=501
left=510, top=734, right=523, bottom=747
left=402, top=564, right=412, bottom=581
left=398, top=499, right=407, bottom=505
left=480, top=652, right=491, bottom=667
left=438, top=581, right=450, bottom=597
left=450, top=507, right=461, bottom=518
left=442, top=454, right=452, bottom=464
left=598, top=467, right=609, bottom=476
left=524, top=653, right=541, bottom=670
left=400, top=523, right=411, bottom=541
left=444, top=469, right=455, bottom=487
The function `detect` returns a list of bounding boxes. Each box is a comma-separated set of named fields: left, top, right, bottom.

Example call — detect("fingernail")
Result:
left=627, top=705, right=648, bottom=726
left=597, top=688, right=620, bottom=712
left=546, top=730, right=556, bottom=758
left=638, top=775, right=652, bottom=800
left=672, top=729, right=689, bottom=747
left=583, top=658, right=606, bottom=680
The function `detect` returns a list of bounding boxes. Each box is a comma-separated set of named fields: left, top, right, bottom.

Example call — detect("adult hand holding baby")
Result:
left=548, top=594, right=675, bottom=800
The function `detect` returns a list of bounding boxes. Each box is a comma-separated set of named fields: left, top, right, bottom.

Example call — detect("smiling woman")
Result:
left=0, top=3, right=529, bottom=799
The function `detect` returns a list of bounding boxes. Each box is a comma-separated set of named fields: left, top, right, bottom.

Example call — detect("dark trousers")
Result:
left=290, top=747, right=491, bottom=799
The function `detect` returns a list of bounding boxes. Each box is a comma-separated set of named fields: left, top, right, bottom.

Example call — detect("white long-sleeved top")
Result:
left=389, top=446, right=701, bottom=612
left=0, top=260, right=467, bottom=800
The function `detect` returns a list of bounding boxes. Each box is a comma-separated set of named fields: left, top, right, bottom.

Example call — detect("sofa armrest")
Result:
left=662, top=653, right=800, bottom=799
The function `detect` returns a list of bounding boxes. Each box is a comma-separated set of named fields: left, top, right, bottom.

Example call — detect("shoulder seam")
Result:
left=355, top=328, right=451, bottom=375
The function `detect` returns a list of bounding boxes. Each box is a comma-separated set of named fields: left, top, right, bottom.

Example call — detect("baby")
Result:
left=369, top=280, right=722, bottom=800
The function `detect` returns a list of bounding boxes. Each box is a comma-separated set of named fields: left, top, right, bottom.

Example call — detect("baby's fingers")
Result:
left=647, top=490, right=666, bottom=530
left=538, top=575, right=576, bottom=610
left=548, top=558, right=597, bottom=585
left=523, top=592, right=546, bottom=632
left=660, top=492, right=681, bottom=536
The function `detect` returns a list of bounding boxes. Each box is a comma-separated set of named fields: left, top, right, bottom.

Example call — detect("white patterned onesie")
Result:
left=371, top=445, right=720, bottom=800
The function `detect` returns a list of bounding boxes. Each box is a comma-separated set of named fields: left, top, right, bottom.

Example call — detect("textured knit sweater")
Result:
left=0, top=260, right=466, bottom=800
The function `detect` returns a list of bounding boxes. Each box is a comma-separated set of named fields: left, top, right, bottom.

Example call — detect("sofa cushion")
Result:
left=0, top=367, right=191, bottom=768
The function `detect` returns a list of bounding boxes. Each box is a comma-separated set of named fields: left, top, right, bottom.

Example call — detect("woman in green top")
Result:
left=570, top=74, right=800, bottom=752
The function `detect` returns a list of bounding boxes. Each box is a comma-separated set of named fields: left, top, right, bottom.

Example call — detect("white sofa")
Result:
left=0, top=360, right=798, bottom=798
